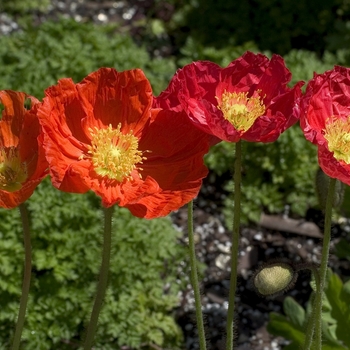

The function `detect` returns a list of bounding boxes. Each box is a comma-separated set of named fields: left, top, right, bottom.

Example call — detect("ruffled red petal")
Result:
left=139, top=109, right=209, bottom=188
left=125, top=187, right=201, bottom=219
left=300, top=66, right=350, bottom=146
left=318, top=145, right=350, bottom=186
left=300, top=65, right=350, bottom=185
left=243, top=80, right=304, bottom=142
left=221, top=53, right=292, bottom=99
left=0, top=90, right=48, bottom=208
left=164, top=52, right=302, bottom=143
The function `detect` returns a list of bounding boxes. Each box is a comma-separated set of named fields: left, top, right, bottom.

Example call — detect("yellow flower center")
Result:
left=87, top=124, right=144, bottom=182
left=324, top=116, right=350, bottom=164
left=217, top=91, right=265, bottom=132
left=0, top=147, right=27, bottom=192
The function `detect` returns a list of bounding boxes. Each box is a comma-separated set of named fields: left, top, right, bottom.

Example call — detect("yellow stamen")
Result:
left=0, top=147, right=27, bottom=192
left=217, top=91, right=265, bottom=132
left=324, top=116, right=350, bottom=164
left=87, top=124, right=144, bottom=182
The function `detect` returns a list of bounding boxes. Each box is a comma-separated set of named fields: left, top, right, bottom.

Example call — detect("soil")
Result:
left=2, top=2, right=350, bottom=349
left=172, top=173, right=350, bottom=350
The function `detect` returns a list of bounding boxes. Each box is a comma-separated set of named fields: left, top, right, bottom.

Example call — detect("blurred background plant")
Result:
left=0, top=179, right=186, bottom=349
left=2, top=0, right=350, bottom=348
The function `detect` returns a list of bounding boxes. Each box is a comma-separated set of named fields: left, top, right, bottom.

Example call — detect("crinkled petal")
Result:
left=244, top=81, right=304, bottom=142
left=318, top=144, right=350, bottom=186
left=139, top=109, right=210, bottom=187
left=170, top=52, right=303, bottom=143
left=0, top=90, right=48, bottom=208
left=77, top=68, right=153, bottom=136
left=301, top=66, right=350, bottom=146
left=38, top=68, right=211, bottom=217
left=125, top=188, right=201, bottom=219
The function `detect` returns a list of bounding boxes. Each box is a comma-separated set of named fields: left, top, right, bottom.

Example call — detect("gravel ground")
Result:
left=2, top=2, right=350, bottom=349
left=173, top=173, right=350, bottom=350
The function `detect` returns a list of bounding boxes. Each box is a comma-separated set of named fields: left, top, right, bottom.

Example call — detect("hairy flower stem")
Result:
left=301, top=266, right=320, bottom=350
left=187, top=200, right=207, bottom=350
left=12, top=203, right=31, bottom=350
left=226, top=140, right=242, bottom=350
left=312, top=177, right=336, bottom=350
left=84, top=205, right=114, bottom=349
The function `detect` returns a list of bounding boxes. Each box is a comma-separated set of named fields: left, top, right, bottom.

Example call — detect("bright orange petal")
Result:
left=125, top=187, right=201, bottom=219
left=0, top=90, right=47, bottom=208
left=77, top=68, right=153, bottom=136
left=139, top=109, right=210, bottom=190
left=0, top=90, right=26, bottom=147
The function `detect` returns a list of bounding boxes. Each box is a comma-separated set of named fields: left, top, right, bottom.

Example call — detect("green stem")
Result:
left=312, top=177, right=336, bottom=350
left=84, top=205, right=114, bottom=349
left=12, top=202, right=32, bottom=350
left=225, top=140, right=242, bottom=350
left=187, top=200, right=207, bottom=350
left=301, top=266, right=321, bottom=350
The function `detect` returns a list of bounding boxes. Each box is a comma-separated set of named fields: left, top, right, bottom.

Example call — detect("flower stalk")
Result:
left=312, top=177, right=336, bottom=350
left=84, top=205, right=114, bottom=349
left=226, top=139, right=242, bottom=350
left=12, top=202, right=31, bottom=350
left=298, top=265, right=320, bottom=350
left=187, top=200, right=207, bottom=350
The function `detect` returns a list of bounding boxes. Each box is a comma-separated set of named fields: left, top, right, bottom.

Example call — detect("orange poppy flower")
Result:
left=0, top=90, right=48, bottom=208
left=37, top=68, right=211, bottom=218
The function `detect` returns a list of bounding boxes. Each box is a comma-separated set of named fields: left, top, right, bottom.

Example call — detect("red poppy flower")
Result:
left=155, top=51, right=303, bottom=143
left=0, top=90, right=48, bottom=208
left=37, top=68, right=211, bottom=218
left=300, top=65, right=350, bottom=185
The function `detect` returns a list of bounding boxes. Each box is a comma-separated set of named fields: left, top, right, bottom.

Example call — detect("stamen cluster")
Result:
left=324, top=116, right=350, bottom=164
left=87, top=124, right=144, bottom=182
left=218, top=91, right=265, bottom=132
left=0, top=147, right=27, bottom=192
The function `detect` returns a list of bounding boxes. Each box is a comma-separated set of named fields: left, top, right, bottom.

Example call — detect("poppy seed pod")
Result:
left=251, top=261, right=298, bottom=298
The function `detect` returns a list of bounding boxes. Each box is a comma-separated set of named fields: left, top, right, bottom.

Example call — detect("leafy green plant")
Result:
left=0, top=0, right=50, bottom=14
left=205, top=124, right=319, bottom=224
left=335, top=238, right=350, bottom=261
left=0, top=178, right=186, bottom=349
left=178, top=36, right=259, bottom=67
left=168, top=0, right=345, bottom=56
left=0, top=18, right=176, bottom=98
left=267, top=269, right=350, bottom=349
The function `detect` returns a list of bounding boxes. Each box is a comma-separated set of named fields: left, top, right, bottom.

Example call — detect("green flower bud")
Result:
left=252, top=261, right=297, bottom=298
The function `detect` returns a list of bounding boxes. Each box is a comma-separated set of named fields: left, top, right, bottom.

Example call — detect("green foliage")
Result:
left=205, top=125, right=318, bottom=224
left=267, top=270, right=350, bottom=349
left=335, top=237, right=350, bottom=261
left=178, top=36, right=259, bottom=67
left=0, top=18, right=176, bottom=98
left=0, top=178, right=185, bottom=349
left=0, top=0, right=50, bottom=14
left=283, top=50, right=335, bottom=87
left=168, top=0, right=344, bottom=56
